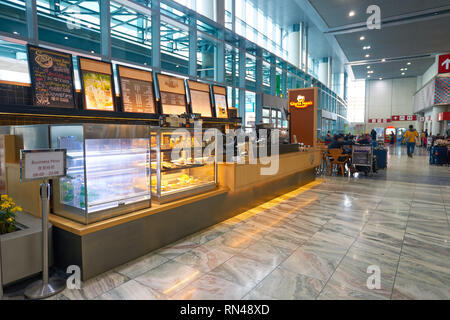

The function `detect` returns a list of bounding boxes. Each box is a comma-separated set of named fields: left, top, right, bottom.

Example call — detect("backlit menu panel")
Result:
left=79, top=58, right=115, bottom=111
left=157, top=74, right=187, bottom=115
left=213, top=85, right=228, bottom=118
left=188, top=80, right=212, bottom=117
left=27, top=45, right=75, bottom=108
left=118, top=65, right=156, bottom=114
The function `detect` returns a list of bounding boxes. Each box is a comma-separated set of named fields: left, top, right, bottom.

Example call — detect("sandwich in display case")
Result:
left=150, top=127, right=217, bottom=203
left=50, top=124, right=151, bottom=224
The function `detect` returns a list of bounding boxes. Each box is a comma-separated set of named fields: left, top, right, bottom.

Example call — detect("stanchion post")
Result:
left=0, top=233, right=3, bottom=299
left=24, top=179, right=65, bottom=299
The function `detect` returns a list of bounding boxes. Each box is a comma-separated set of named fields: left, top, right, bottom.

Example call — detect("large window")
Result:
left=111, top=1, right=151, bottom=66
left=225, top=45, right=239, bottom=87
left=37, top=0, right=101, bottom=54
left=197, top=33, right=218, bottom=81
left=160, top=17, right=189, bottom=75
left=0, top=0, right=27, bottom=37
left=0, top=39, right=29, bottom=83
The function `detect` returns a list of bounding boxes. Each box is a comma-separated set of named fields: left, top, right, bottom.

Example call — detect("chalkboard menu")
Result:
left=187, top=80, right=212, bottom=117
left=157, top=74, right=187, bottom=115
left=118, top=65, right=156, bottom=114
left=79, top=57, right=115, bottom=111
left=27, top=45, right=76, bottom=108
left=212, top=85, right=229, bottom=118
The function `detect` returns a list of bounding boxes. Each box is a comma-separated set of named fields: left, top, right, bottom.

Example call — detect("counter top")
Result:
left=49, top=187, right=229, bottom=236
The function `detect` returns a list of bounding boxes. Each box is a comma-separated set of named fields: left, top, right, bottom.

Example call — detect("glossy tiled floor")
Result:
left=51, top=145, right=449, bottom=300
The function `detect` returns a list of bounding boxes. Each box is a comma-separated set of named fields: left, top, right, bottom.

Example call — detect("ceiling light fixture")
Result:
left=365, top=54, right=370, bottom=58
left=367, top=66, right=371, bottom=69
left=349, top=11, right=355, bottom=17
left=367, top=75, right=371, bottom=78
left=64, top=36, right=68, bottom=40
left=360, top=36, right=365, bottom=41
left=363, top=46, right=371, bottom=50
left=379, top=78, right=383, bottom=80
left=401, top=72, right=405, bottom=75
left=381, top=58, right=386, bottom=62
left=407, top=62, right=411, bottom=65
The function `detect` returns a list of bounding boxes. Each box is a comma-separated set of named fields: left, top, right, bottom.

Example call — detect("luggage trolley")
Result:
left=352, top=145, right=374, bottom=176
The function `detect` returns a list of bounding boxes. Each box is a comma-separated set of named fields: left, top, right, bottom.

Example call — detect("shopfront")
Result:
left=0, top=44, right=322, bottom=283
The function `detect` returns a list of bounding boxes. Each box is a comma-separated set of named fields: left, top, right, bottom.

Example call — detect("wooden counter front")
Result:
left=218, top=150, right=320, bottom=192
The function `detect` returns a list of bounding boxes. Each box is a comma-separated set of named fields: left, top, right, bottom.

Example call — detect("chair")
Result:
left=327, top=149, right=349, bottom=176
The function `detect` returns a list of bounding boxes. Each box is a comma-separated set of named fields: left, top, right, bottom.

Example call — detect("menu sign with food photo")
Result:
left=213, top=86, right=228, bottom=118
left=157, top=74, right=187, bottom=115
left=79, top=57, right=115, bottom=111
left=118, top=65, right=156, bottom=114
left=188, top=80, right=212, bottom=117
left=27, top=45, right=76, bottom=108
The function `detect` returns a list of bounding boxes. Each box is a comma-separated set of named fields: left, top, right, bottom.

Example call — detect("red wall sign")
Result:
left=438, top=54, right=450, bottom=74
left=391, top=115, right=417, bottom=121
left=438, top=112, right=450, bottom=121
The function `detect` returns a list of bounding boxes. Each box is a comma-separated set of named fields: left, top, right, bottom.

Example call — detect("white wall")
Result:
left=365, top=77, right=418, bottom=131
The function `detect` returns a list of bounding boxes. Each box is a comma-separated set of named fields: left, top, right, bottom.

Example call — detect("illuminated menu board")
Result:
left=157, top=74, right=187, bottom=115
left=118, top=65, right=156, bottom=114
left=79, top=57, right=115, bottom=111
left=213, top=85, right=229, bottom=118
left=188, top=80, right=212, bottom=117
left=27, top=45, right=76, bottom=108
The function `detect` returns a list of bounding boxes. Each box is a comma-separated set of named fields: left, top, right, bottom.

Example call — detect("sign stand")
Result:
left=20, top=149, right=67, bottom=299
left=24, top=180, right=65, bottom=299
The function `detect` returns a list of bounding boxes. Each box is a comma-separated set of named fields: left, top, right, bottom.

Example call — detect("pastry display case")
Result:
left=50, top=124, right=151, bottom=224
left=150, top=127, right=217, bottom=203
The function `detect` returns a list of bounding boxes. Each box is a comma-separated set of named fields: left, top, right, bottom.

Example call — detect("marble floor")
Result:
left=32, top=146, right=450, bottom=299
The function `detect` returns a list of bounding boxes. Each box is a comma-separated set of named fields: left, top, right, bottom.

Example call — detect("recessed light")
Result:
left=379, top=78, right=383, bottom=80
left=349, top=11, right=355, bottom=17
left=367, top=75, right=371, bottom=78
left=407, top=62, right=411, bottom=65
left=381, top=58, right=386, bottom=62
left=360, top=36, right=365, bottom=41
left=365, top=54, right=370, bottom=58
left=368, top=70, right=374, bottom=74
left=64, top=36, right=69, bottom=40
left=401, top=72, right=405, bottom=75
left=363, top=46, right=371, bottom=50
left=367, top=66, right=371, bottom=69
left=91, top=50, right=95, bottom=53
left=13, top=31, right=19, bottom=35
left=176, top=65, right=180, bottom=68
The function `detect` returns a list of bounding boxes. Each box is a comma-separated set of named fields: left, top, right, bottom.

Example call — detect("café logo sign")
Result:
left=290, top=95, right=313, bottom=109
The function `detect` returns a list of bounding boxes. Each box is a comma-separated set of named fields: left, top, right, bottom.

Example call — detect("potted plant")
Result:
left=1, top=194, right=51, bottom=286
left=0, top=195, right=22, bottom=235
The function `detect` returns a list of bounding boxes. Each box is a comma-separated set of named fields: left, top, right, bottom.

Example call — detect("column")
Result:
left=318, top=58, right=329, bottom=86
left=26, top=0, right=38, bottom=45
left=287, top=24, right=301, bottom=68
left=100, top=0, right=111, bottom=61
left=152, top=0, right=161, bottom=72
left=304, top=24, right=309, bottom=73
left=432, top=106, right=446, bottom=136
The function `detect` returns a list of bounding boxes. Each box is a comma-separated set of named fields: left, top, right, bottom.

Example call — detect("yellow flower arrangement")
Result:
left=0, top=194, right=22, bottom=235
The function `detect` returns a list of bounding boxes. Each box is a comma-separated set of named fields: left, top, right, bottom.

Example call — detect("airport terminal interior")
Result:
left=0, top=0, right=449, bottom=301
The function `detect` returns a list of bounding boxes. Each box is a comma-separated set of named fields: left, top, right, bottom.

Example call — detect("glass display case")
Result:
left=50, top=124, right=151, bottom=224
left=150, top=127, right=217, bottom=203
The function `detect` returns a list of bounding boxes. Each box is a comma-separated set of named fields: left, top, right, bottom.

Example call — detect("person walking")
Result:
left=403, top=125, right=419, bottom=158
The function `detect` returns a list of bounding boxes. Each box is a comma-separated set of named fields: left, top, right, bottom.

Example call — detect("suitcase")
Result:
left=374, top=149, right=387, bottom=169
left=431, top=146, right=448, bottom=165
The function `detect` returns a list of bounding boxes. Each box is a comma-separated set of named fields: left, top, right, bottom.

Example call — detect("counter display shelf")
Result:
left=50, top=124, right=151, bottom=224
left=150, top=127, right=217, bottom=203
